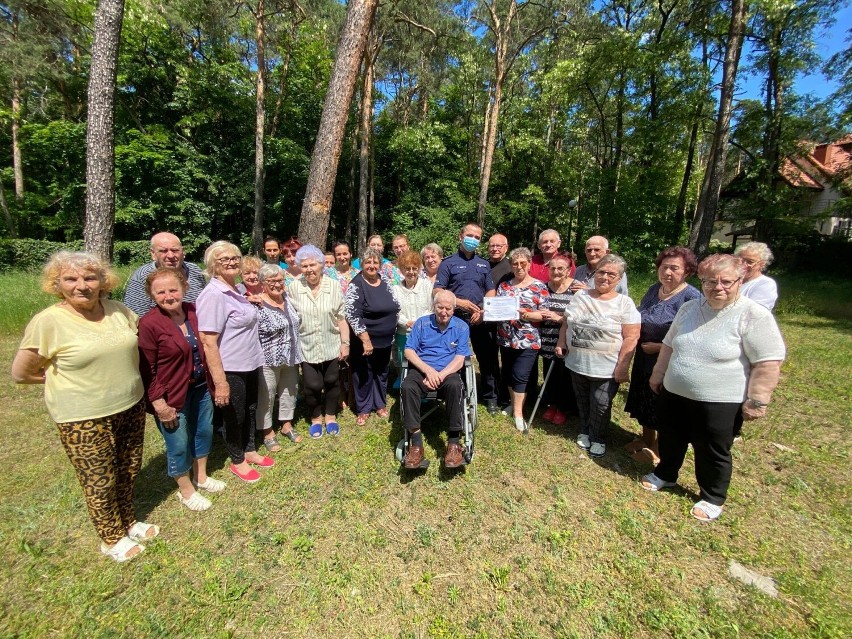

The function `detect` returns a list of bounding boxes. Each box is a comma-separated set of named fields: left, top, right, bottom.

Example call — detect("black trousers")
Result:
left=214, top=368, right=260, bottom=464
left=466, top=319, right=498, bottom=402
left=654, top=388, right=741, bottom=506
left=302, top=359, right=341, bottom=419
left=401, top=368, right=464, bottom=435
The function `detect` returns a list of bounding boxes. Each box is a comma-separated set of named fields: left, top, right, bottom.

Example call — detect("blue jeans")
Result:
left=156, top=383, right=214, bottom=477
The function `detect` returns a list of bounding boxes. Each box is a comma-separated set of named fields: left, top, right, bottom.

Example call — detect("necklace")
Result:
left=658, top=282, right=686, bottom=300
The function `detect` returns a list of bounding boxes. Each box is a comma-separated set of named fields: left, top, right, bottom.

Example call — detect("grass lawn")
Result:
left=0, top=268, right=849, bottom=638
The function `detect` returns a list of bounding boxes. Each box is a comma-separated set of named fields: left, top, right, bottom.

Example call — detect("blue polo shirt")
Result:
left=405, top=314, right=471, bottom=370
left=434, top=250, right=495, bottom=307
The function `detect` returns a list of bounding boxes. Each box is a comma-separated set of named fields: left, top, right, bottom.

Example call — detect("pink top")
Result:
left=196, top=277, right=265, bottom=372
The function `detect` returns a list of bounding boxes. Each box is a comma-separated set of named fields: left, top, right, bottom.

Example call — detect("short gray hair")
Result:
left=433, top=289, right=456, bottom=308
left=537, top=229, right=560, bottom=244
left=360, top=247, right=384, bottom=265
left=203, top=241, right=242, bottom=278
left=258, top=263, right=283, bottom=282
left=294, top=244, right=324, bottom=267
left=735, top=242, right=774, bottom=268
left=509, top=247, right=532, bottom=263
left=420, top=243, right=444, bottom=260
left=597, top=253, right=626, bottom=276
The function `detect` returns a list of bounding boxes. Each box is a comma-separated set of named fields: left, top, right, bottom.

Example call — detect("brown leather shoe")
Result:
left=444, top=442, right=464, bottom=468
left=404, top=445, right=425, bottom=469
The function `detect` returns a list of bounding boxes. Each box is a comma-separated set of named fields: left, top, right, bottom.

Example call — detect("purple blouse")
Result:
left=196, top=278, right=265, bottom=372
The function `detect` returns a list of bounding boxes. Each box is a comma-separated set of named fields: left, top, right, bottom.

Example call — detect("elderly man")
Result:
left=529, top=229, right=575, bottom=283
left=570, top=235, right=628, bottom=295
left=401, top=290, right=472, bottom=469
left=123, top=232, right=207, bottom=316
left=434, top=222, right=499, bottom=413
left=487, top=233, right=513, bottom=287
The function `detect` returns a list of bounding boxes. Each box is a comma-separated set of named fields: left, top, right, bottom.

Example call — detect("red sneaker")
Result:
left=542, top=405, right=557, bottom=422
left=551, top=410, right=567, bottom=425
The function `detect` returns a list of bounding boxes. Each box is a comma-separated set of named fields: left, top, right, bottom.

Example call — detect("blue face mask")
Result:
left=462, top=237, right=480, bottom=252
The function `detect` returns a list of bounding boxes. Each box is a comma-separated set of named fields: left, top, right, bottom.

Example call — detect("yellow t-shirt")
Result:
left=20, top=300, right=144, bottom=423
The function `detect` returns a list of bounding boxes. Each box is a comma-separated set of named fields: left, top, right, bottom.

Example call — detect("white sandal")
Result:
left=640, top=473, right=676, bottom=491
left=100, top=536, right=144, bottom=562
left=127, top=521, right=160, bottom=542
left=692, top=500, right=723, bottom=521
left=195, top=476, right=227, bottom=493
left=177, top=490, right=212, bottom=511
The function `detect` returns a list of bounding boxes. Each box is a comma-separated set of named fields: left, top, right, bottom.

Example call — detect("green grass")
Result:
left=0, top=270, right=850, bottom=638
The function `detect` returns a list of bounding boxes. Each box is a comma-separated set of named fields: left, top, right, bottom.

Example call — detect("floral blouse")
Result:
left=496, top=279, right=550, bottom=350
left=324, top=266, right=360, bottom=294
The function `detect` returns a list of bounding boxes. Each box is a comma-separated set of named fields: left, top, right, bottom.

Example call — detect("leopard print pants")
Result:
left=55, top=399, right=146, bottom=546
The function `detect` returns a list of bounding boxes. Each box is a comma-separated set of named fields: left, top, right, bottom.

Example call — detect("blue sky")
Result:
left=738, top=5, right=851, bottom=102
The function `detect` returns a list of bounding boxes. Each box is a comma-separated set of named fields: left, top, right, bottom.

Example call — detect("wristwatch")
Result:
left=746, top=398, right=768, bottom=409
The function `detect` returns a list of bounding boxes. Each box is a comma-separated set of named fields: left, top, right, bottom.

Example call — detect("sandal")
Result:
left=177, top=490, right=211, bottom=511
left=640, top=473, right=676, bottom=492
left=282, top=429, right=303, bottom=444
left=101, top=536, right=144, bottom=562
left=356, top=413, right=369, bottom=426
left=195, top=476, right=226, bottom=493
left=325, top=421, right=340, bottom=436
left=376, top=408, right=390, bottom=419
left=263, top=436, right=282, bottom=452
left=632, top=447, right=660, bottom=465
left=691, top=500, right=723, bottom=521
left=127, top=521, right=159, bottom=542
left=309, top=423, right=323, bottom=438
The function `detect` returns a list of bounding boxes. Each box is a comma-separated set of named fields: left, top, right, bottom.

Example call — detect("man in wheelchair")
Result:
left=401, top=290, right=472, bottom=469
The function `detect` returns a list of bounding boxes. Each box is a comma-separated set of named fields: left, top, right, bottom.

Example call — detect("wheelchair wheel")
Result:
left=395, top=438, right=406, bottom=463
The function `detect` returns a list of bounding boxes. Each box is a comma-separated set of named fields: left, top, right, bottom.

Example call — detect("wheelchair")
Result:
left=395, top=356, right=478, bottom=468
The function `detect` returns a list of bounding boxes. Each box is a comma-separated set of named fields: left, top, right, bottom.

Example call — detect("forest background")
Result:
left=1, top=0, right=851, bottom=269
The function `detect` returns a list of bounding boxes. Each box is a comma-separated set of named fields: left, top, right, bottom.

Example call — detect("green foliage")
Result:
left=0, top=239, right=148, bottom=271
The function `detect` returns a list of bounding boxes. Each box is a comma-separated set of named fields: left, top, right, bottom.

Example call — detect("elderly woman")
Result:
left=496, top=247, right=550, bottom=432
left=287, top=245, right=351, bottom=437
left=280, top=236, right=304, bottom=283
left=539, top=254, right=576, bottom=426
left=641, top=254, right=785, bottom=521
left=12, top=252, right=157, bottom=562
left=421, top=243, right=444, bottom=283
left=734, top=242, right=778, bottom=311
left=345, top=247, right=401, bottom=425
left=139, top=267, right=225, bottom=512
left=238, top=255, right=264, bottom=302
left=393, top=250, right=434, bottom=388
left=326, top=240, right=360, bottom=294
left=624, top=247, right=700, bottom=464
left=256, top=264, right=304, bottom=450
left=196, top=241, right=272, bottom=484
left=556, top=254, right=640, bottom=457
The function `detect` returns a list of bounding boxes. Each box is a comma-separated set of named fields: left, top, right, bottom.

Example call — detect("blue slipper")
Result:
left=309, top=423, right=323, bottom=439
left=325, top=422, right=340, bottom=436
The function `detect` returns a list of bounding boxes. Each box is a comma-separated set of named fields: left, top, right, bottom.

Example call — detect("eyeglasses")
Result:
left=701, top=277, right=741, bottom=289
left=216, top=256, right=241, bottom=265
left=595, top=270, right=620, bottom=279
left=740, top=258, right=760, bottom=266
left=264, top=278, right=285, bottom=286
left=488, top=243, right=507, bottom=249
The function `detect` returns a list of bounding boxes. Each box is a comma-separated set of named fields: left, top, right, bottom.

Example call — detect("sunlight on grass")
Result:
left=0, top=270, right=849, bottom=637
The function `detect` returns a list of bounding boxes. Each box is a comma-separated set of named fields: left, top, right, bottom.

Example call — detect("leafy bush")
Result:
left=0, top=239, right=149, bottom=271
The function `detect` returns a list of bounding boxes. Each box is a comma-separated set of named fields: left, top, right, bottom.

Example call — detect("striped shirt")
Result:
left=540, top=285, right=575, bottom=358
left=286, top=275, right=345, bottom=364
left=123, top=261, right=207, bottom=317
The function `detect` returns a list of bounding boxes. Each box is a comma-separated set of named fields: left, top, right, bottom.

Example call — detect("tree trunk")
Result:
left=347, top=118, right=359, bottom=249
left=358, top=38, right=375, bottom=256
left=671, top=103, right=702, bottom=244
left=11, top=12, right=24, bottom=200
left=0, top=175, right=16, bottom=237
left=252, top=0, right=267, bottom=256
left=298, top=0, right=379, bottom=248
left=84, top=0, right=125, bottom=260
left=689, top=0, right=747, bottom=258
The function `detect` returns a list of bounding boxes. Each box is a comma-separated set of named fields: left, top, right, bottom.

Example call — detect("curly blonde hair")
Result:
left=41, top=251, right=120, bottom=299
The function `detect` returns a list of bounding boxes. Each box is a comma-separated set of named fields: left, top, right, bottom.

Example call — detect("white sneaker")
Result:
left=514, top=416, right=528, bottom=432
left=195, top=476, right=226, bottom=493
left=576, top=434, right=590, bottom=450
left=589, top=442, right=606, bottom=457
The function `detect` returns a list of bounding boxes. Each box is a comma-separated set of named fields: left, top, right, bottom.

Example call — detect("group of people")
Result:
left=11, top=222, right=785, bottom=562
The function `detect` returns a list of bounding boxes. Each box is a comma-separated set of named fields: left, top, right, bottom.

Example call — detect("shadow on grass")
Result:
left=387, top=395, right=469, bottom=484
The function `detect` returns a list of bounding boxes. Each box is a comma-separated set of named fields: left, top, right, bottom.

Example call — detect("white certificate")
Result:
left=482, top=296, right=519, bottom=322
